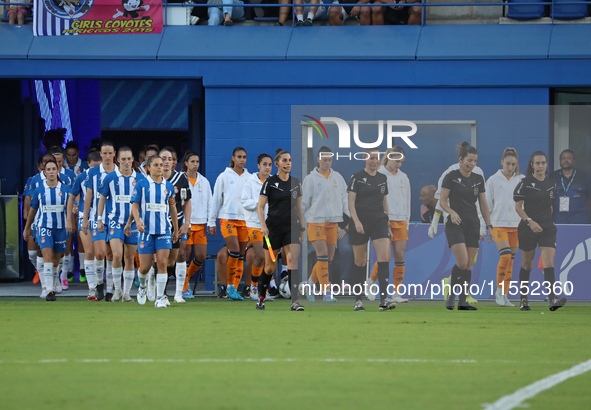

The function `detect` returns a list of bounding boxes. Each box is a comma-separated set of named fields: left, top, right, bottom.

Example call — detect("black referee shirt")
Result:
left=347, top=169, right=388, bottom=223
left=441, top=170, right=485, bottom=225
left=260, top=174, right=302, bottom=222
left=514, top=174, right=556, bottom=229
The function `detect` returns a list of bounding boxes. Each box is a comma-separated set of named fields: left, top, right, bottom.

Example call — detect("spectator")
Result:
left=372, top=0, right=421, bottom=25
left=207, top=0, right=244, bottom=25
left=420, top=184, right=437, bottom=223
left=329, top=0, right=372, bottom=25
left=7, top=0, right=31, bottom=25
left=276, top=0, right=324, bottom=26
left=551, top=149, right=591, bottom=224
left=182, top=0, right=209, bottom=25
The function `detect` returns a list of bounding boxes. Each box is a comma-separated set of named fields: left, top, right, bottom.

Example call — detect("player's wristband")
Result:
left=97, top=216, right=102, bottom=221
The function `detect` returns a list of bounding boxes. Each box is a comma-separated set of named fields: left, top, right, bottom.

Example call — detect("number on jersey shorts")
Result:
left=107, top=220, right=139, bottom=246
left=137, top=231, right=172, bottom=254
left=37, top=227, right=67, bottom=253
left=90, top=220, right=108, bottom=242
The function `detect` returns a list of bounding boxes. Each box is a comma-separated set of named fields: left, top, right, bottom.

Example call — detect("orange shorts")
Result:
left=390, top=221, right=409, bottom=242
left=247, top=227, right=263, bottom=244
left=187, top=224, right=207, bottom=245
left=492, top=227, right=518, bottom=248
left=307, top=222, right=338, bottom=245
left=220, top=219, right=248, bottom=242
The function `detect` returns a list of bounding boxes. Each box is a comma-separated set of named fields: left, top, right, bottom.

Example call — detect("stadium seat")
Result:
left=506, top=0, right=545, bottom=20
left=552, top=0, right=589, bottom=20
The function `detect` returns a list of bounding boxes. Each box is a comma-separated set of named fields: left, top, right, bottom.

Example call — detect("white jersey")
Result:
left=377, top=165, right=411, bottom=222
left=435, top=163, right=486, bottom=231
left=208, top=167, right=251, bottom=224
left=187, top=172, right=214, bottom=227
left=486, top=170, right=524, bottom=228
left=240, top=173, right=268, bottom=229
left=301, top=167, right=349, bottom=224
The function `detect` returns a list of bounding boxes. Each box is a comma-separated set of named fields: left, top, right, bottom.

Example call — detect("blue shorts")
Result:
left=37, top=227, right=67, bottom=253
left=32, top=226, right=38, bottom=242
left=107, top=220, right=139, bottom=246
left=91, top=220, right=108, bottom=242
left=138, top=232, right=172, bottom=254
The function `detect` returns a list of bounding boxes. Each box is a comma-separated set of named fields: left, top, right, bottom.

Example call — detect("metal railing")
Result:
left=1, top=1, right=589, bottom=26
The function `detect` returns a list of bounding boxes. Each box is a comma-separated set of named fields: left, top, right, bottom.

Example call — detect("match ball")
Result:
left=279, top=278, right=291, bottom=299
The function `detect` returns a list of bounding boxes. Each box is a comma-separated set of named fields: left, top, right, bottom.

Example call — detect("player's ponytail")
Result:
left=457, top=141, right=478, bottom=160
left=502, top=147, right=520, bottom=175
left=526, top=151, right=547, bottom=176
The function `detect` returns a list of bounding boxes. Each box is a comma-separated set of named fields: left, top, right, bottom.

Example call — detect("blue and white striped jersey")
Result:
left=70, top=170, right=90, bottom=218
left=99, top=169, right=145, bottom=225
left=84, top=163, right=118, bottom=221
left=23, top=176, right=33, bottom=197
left=66, top=158, right=88, bottom=176
left=26, top=172, right=46, bottom=197
left=30, top=181, right=70, bottom=229
left=60, top=168, right=76, bottom=187
left=131, top=176, right=175, bottom=235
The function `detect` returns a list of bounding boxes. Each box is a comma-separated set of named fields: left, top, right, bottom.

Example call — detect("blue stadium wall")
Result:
left=2, top=24, right=591, bottom=286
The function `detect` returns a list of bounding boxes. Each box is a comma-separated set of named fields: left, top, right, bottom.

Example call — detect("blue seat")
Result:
left=506, top=0, right=545, bottom=20
left=552, top=0, right=589, bottom=19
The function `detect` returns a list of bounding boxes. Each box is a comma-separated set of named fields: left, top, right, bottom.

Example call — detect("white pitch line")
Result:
left=0, top=358, right=581, bottom=365
left=483, top=359, right=591, bottom=410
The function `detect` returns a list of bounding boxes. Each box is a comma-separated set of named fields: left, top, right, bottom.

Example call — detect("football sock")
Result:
left=251, top=265, right=263, bottom=287
left=544, top=267, right=556, bottom=299
left=316, top=256, right=329, bottom=293
left=84, top=260, right=96, bottom=290
left=497, top=247, right=511, bottom=289
left=176, top=262, right=186, bottom=296
left=95, top=258, right=104, bottom=285
left=505, top=254, right=515, bottom=294
left=234, top=254, right=245, bottom=288
left=307, top=12, right=314, bottom=20
left=123, top=270, right=134, bottom=294
left=138, top=272, right=148, bottom=287
left=393, top=262, right=405, bottom=293
left=450, top=264, right=462, bottom=302
left=289, top=268, right=301, bottom=303
left=370, top=262, right=378, bottom=282
left=112, top=266, right=123, bottom=293
left=458, top=269, right=471, bottom=306
left=227, top=251, right=240, bottom=287
left=156, top=273, right=167, bottom=298
left=184, top=259, right=203, bottom=292
left=353, top=264, right=366, bottom=302
left=43, top=262, right=53, bottom=292
left=106, top=260, right=113, bottom=293
left=519, top=267, right=531, bottom=302
left=28, top=250, right=37, bottom=269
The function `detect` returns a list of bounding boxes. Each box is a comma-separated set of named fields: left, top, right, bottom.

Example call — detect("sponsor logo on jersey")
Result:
left=174, top=186, right=179, bottom=194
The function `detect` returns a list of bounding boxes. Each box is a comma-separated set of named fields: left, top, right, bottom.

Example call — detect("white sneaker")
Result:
left=503, top=294, right=515, bottom=307
left=137, top=286, right=147, bottom=305
left=112, top=290, right=122, bottom=302
left=495, top=287, right=506, bottom=306
left=162, top=295, right=171, bottom=307
left=40, top=288, right=48, bottom=299
left=147, top=280, right=155, bottom=302
left=390, top=293, right=408, bottom=304
left=366, top=278, right=377, bottom=301
left=174, top=294, right=186, bottom=303
left=190, top=16, right=200, bottom=25
left=62, top=278, right=69, bottom=290
left=250, top=285, right=259, bottom=301
left=54, top=277, right=62, bottom=294
left=122, top=293, right=133, bottom=302
left=155, top=297, right=167, bottom=308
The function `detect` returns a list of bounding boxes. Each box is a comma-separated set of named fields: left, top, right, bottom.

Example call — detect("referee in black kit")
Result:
left=347, top=147, right=396, bottom=312
left=257, top=149, right=306, bottom=311
left=514, top=151, right=567, bottom=312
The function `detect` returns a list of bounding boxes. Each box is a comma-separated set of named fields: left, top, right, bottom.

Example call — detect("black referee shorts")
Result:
left=349, top=214, right=390, bottom=246
left=263, top=218, right=301, bottom=252
left=445, top=221, right=480, bottom=249
left=518, top=222, right=557, bottom=252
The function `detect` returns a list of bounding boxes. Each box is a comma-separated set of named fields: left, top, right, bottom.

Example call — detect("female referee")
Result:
left=486, top=148, right=524, bottom=307
left=130, top=155, right=179, bottom=308
left=97, top=146, right=143, bottom=303
left=257, top=149, right=305, bottom=311
left=301, top=146, right=348, bottom=303
left=240, top=153, right=273, bottom=301
left=439, top=142, right=493, bottom=311
left=347, top=147, right=395, bottom=312
left=209, top=147, right=251, bottom=300
left=368, top=146, right=411, bottom=304
left=23, top=159, right=70, bottom=301
left=513, top=151, right=567, bottom=312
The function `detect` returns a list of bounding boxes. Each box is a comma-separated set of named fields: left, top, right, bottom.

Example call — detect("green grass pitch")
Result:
left=1, top=297, right=590, bottom=409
